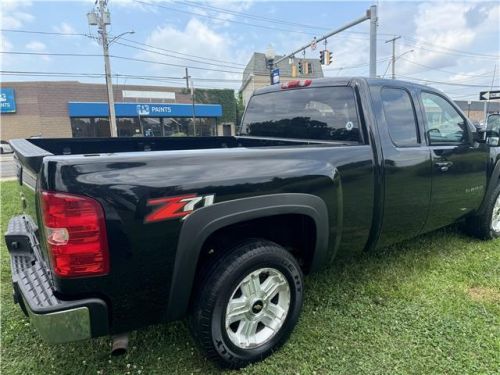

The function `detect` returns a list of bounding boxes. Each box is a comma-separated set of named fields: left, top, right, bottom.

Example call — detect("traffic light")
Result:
left=304, top=61, right=309, bottom=75
left=325, top=50, right=332, bottom=65
left=319, top=50, right=325, bottom=65
left=297, top=61, right=303, bottom=74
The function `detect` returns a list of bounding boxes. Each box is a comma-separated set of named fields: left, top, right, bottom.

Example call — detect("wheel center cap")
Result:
left=251, top=300, right=264, bottom=314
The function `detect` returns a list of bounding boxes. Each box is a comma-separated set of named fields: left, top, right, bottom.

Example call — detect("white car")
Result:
left=0, top=140, right=13, bottom=154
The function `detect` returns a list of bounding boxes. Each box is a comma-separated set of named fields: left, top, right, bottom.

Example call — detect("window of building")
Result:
left=71, top=117, right=110, bottom=138
left=71, top=116, right=217, bottom=138
left=421, top=92, right=467, bottom=144
left=241, top=86, right=362, bottom=143
left=381, top=88, right=419, bottom=147
left=141, top=117, right=163, bottom=137
left=118, top=117, right=142, bottom=137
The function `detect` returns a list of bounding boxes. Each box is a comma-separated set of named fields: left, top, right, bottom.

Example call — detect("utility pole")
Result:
left=88, top=0, right=118, bottom=137
left=385, top=36, right=401, bottom=79
left=183, top=67, right=196, bottom=136
left=190, top=77, right=197, bottom=136
left=484, top=64, right=497, bottom=124
left=369, top=5, right=377, bottom=78
left=184, top=67, right=190, bottom=90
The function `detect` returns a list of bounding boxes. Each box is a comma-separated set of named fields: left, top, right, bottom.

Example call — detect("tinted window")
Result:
left=487, top=114, right=500, bottom=135
left=421, top=92, right=466, bottom=144
left=381, top=88, right=419, bottom=146
left=241, top=87, right=361, bottom=143
left=70, top=117, right=110, bottom=138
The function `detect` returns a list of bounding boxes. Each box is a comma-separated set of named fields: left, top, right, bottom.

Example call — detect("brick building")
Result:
left=0, top=81, right=232, bottom=141
left=454, top=100, right=500, bottom=123
left=239, top=52, right=324, bottom=106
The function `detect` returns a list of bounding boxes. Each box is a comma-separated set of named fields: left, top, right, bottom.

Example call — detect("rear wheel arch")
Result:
left=166, top=193, right=329, bottom=321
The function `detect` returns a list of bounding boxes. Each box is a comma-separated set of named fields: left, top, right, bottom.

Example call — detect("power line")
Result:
left=402, top=38, right=500, bottom=61
left=177, top=0, right=331, bottom=31
left=398, top=58, right=496, bottom=78
left=0, top=70, right=242, bottom=82
left=135, top=0, right=317, bottom=36
left=0, top=71, right=240, bottom=89
left=0, top=28, right=87, bottom=36
left=113, top=41, right=246, bottom=70
left=324, top=56, right=392, bottom=71
left=1, top=27, right=250, bottom=69
left=119, top=37, right=247, bottom=67
left=402, top=36, right=500, bottom=59
left=0, top=50, right=249, bottom=74
left=175, top=0, right=396, bottom=38
left=138, top=1, right=389, bottom=42
left=397, top=75, right=500, bottom=88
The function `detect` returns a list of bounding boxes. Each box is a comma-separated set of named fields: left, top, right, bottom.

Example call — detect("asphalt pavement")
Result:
left=1, top=154, right=16, bottom=180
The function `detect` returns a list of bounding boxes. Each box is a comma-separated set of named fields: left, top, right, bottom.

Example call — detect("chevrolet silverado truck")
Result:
left=5, top=78, right=500, bottom=368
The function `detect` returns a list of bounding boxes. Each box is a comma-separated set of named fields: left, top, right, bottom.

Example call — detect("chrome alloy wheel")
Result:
left=492, top=193, right=500, bottom=233
left=225, top=268, right=291, bottom=349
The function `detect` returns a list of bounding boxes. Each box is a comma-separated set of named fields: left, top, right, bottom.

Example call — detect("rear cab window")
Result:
left=240, top=86, right=363, bottom=144
left=381, top=87, right=420, bottom=147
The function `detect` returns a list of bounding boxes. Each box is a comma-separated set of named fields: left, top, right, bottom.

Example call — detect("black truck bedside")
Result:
left=5, top=77, right=500, bottom=368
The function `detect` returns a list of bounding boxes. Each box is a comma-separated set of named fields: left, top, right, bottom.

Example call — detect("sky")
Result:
left=1, top=0, right=499, bottom=100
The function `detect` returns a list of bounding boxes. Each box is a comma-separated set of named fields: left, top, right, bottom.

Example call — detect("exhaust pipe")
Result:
left=111, top=333, right=129, bottom=356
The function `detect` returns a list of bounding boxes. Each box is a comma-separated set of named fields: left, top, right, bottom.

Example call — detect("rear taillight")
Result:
left=40, top=191, right=109, bottom=278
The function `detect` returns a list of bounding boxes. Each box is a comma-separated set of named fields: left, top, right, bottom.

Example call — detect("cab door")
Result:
left=374, top=86, right=432, bottom=247
left=419, top=91, right=489, bottom=232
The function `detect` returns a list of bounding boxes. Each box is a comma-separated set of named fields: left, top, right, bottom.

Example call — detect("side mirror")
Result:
left=473, top=128, right=487, bottom=143
left=472, top=122, right=487, bottom=143
left=486, top=136, right=500, bottom=146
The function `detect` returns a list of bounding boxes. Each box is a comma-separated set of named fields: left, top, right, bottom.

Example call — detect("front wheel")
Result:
left=188, top=239, right=304, bottom=368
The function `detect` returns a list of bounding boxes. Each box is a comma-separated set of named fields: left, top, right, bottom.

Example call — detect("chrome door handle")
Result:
left=435, top=161, right=453, bottom=172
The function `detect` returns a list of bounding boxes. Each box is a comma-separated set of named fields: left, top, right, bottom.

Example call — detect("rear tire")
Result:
left=466, top=183, right=500, bottom=240
left=188, top=239, right=304, bottom=368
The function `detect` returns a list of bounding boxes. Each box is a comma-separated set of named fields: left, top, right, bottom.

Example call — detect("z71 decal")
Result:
left=145, top=194, right=215, bottom=223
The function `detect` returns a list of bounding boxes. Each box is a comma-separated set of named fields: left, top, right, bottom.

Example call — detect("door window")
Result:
left=381, top=88, right=419, bottom=146
left=421, top=92, right=467, bottom=144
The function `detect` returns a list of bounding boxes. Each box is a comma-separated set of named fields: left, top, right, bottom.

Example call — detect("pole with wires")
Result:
left=190, top=76, right=197, bottom=136
left=88, top=0, right=118, bottom=137
left=184, top=67, right=190, bottom=90
left=385, top=36, right=401, bottom=79
left=484, top=63, right=497, bottom=124
left=369, top=5, right=377, bottom=78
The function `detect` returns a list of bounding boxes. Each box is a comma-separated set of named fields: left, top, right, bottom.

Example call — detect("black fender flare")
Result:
left=166, top=193, right=329, bottom=320
left=478, top=160, right=500, bottom=215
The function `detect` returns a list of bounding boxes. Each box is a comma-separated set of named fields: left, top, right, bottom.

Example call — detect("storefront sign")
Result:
left=1, top=88, right=16, bottom=113
left=68, top=102, right=222, bottom=118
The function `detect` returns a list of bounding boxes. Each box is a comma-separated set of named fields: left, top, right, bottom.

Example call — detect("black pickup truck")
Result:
left=6, top=78, right=500, bottom=368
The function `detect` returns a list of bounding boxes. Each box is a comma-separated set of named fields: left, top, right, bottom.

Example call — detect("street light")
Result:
left=265, top=44, right=276, bottom=85
left=383, top=49, right=414, bottom=79
left=109, top=31, right=135, bottom=45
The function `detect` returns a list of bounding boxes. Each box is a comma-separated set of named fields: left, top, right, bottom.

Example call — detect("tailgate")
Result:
left=9, top=139, right=53, bottom=265
left=9, top=139, right=52, bottom=220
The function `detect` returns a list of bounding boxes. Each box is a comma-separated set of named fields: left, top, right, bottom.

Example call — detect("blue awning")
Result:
left=68, top=102, right=222, bottom=118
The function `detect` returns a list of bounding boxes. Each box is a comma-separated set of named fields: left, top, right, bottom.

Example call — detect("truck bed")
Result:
left=10, top=136, right=352, bottom=174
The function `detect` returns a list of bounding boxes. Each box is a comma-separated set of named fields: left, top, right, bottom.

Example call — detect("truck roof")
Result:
left=253, top=76, right=435, bottom=96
